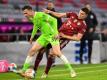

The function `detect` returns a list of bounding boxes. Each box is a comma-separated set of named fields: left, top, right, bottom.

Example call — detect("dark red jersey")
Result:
left=59, top=12, right=87, bottom=36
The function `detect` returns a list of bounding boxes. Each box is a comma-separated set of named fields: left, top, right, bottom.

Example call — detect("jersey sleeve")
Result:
left=78, top=22, right=87, bottom=34
left=31, top=12, right=40, bottom=39
left=31, top=24, right=38, bottom=39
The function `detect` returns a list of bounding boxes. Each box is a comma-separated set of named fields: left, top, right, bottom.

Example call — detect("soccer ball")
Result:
left=8, top=63, right=17, bottom=72
left=25, top=68, right=35, bottom=78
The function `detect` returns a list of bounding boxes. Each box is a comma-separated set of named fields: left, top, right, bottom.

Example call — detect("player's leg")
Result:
left=19, top=35, right=49, bottom=79
left=40, top=44, right=53, bottom=78
left=79, top=38, right=86, bottom=64
left=47, top=44, right=56, bottom=67
left=22, top=42, right=43, bottom=71
left=51, top=39, right=76, bottom=77
left=43, top=39, right=70, bottom=76
left=18, top=41, right=43, bottom=78
left=88, top=39, right=93, bottom=64
left=22, top=35, right=47, bottom=72
left=41, top=54, right=55, bottom=78
left=34, top=47, right=46, bottom=71
left=45, top=47, right=56, bottom=66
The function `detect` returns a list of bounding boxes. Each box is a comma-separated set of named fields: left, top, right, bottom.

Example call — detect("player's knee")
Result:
left=53, top=50, right=61, bottom=56
left=39, top=48, right=45, bottom=54
left=29, top=49, right=35, bottom=53
left=49, top=54, right=55, bottom=58
left=52, top=49, right=56, bottom=54
left=29, top=49, right=37, bottom=56
left=49, top=50, right=55, bottom=56
left=54, top=51, right=62, bottom=57
left=36, top=53, right=43, bottom=60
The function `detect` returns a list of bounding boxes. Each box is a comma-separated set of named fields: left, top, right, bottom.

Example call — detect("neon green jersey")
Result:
left=30, top=12, right=58, bottom=39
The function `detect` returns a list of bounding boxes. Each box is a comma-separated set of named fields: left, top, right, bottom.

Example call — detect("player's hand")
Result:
left=54, top=35, right=59, bottom=40
left=59, top=33, right=66, bottom=38
left=29, top=38, right=33, bottom=44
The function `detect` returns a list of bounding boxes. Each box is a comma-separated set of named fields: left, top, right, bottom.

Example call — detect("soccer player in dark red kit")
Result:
left=34, top=7, right=89, bottom=79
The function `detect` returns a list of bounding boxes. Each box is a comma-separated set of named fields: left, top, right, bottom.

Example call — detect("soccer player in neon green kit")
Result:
left=20, top=5, right=76, bottom=78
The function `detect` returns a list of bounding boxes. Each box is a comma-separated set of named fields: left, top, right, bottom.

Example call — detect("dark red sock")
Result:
left=34, top=52, right=43, bottom=71
left=45, top=56, right=54, bottom=74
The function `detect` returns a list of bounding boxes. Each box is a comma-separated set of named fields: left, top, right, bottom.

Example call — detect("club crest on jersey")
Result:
left=77, top=22, right=81, bottom=26
left=73, top=19, right=77, bottom=23
left=83, top=29, right=86, bottom=32
left=72, top=16, right=74, bottom=19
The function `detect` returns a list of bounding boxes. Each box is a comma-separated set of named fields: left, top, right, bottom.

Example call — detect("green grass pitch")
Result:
left=0, top=63, right=107, bottom=80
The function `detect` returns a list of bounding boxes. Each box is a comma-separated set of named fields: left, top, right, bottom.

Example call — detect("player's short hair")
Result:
left=81, top=7, right=90, bottom=14
left=22, top=5, right=32, bottom=11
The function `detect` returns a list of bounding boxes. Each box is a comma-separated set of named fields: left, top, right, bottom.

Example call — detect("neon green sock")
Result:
left=22, top=56, right=33, bottom=71
left=59, top=55, right=74, bottom=72
left=22, top=63, right=31, bottom=71
left=65, top=63, right=74, bottom=72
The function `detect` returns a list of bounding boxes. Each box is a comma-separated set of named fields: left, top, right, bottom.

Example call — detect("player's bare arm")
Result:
left=60, top=33, right=83, bottom=41
left=43, top=9, right=66, bottom=18
left=29, top=24, right=38, bottom=44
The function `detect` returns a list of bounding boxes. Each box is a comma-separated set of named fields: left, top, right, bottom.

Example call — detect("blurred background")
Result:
left=0, top=0, right=107, bottom=65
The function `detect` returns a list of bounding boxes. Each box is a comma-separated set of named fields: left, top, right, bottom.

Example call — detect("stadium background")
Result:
left=0, top=0, right=107, bottom=80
